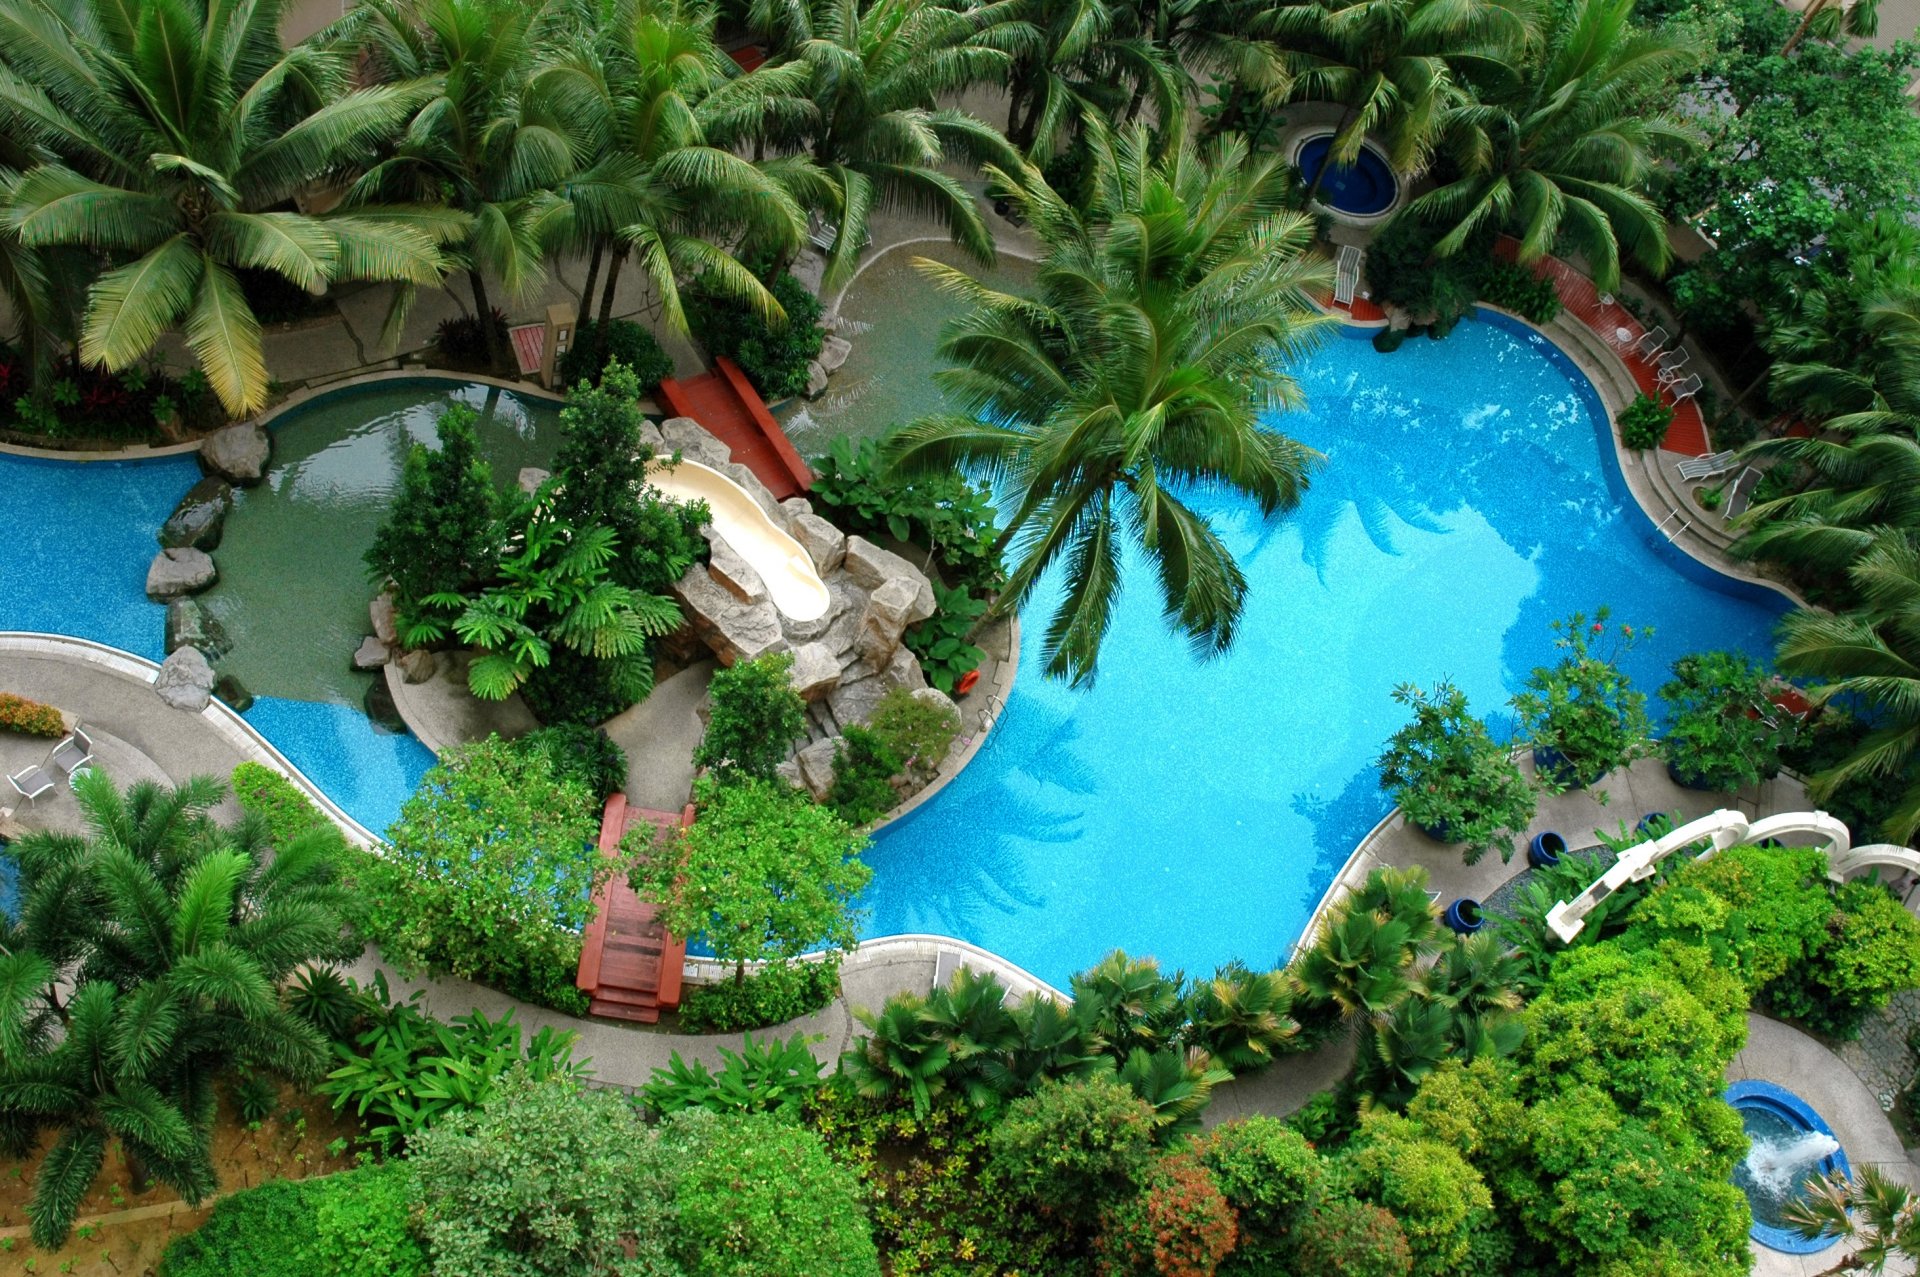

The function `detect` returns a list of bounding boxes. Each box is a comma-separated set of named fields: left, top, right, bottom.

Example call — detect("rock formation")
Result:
left=146, top=547, right=217, bottom=600
left=200, top=421, right=270, bottom=486
left=158, top=476, right=234, bottom=551
left=154, top=646, right=216, bottom=712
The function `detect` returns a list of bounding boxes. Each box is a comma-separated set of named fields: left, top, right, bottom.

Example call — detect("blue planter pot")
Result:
left=1635, top=812, right=1674, bottom=839
left=1443, top=898, right=1485, bottom=934
left=1665, top=759, right=1723, bottom=792
left=1415, top=819, right=1456, bottom=844
left=1528, top=831, right=1567, bottom=868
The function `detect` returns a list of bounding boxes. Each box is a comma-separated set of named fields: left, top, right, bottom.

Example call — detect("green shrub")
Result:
left=558, top=318, right=675, bottom=390
left=686, top=267, right=826, bottom=400
left=905, top=582, right=989, bottom=694
left=1623, top=844, right=1833, bottom=993
left=518, top=646, right=644, bottom=728
left=642, top=1032, right=826, bottom=1119
left=1364, top=217, right=1484, bottom=332
left=1095, top=1153, right=1238, bottom=1277
left=364, top=402, right=502, bottom=634
left=679, top=959, right=842, bottom=1033
left=828, top=726, right=903, bottom=824
left=1770, top=877, right=1920, bottom=1038
left=1618, top=392, right=1674, bottom=451
left=1198, top=1116, right=1325, bottom=1273
left=515, top=723, right=627, bottom=801
left=809, top=435, right=1005, bottom=597
left=1375, top=680, right=1535, bottom=865
left=409, top=1071, right=676, bottom=1277
left=869, top=686, right=961, bottom=784
left=1659, top=650, right=1801, bottom=792
left=989, top=1074, right=1159, bottom=1225
left=1291, top=1198, right=1413, bottom=1277
left=1342, top=1111, right=1493, bottom=1277
left=433, top=308, right=507, bottom=365
left=0, top=691, right=64, bottom=738
left=350, top=737, right=606, bottom=1013
left=1475, top=259, right=1562, bottom=323
left=158, top=1165, right=425, bottom=1277
left=231, top=761, right=331, bottom=847
left=1511, top=608, right=1654, bottom=792
left=319, top=976, right=586, bottom=1148
left=695, top=652, right=808, bottom=783
left=659, top=1109, right=881, bottom=1277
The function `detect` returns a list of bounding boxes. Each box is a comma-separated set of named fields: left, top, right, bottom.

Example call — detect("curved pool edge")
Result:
left=823, top=236, right=1046, bottom=318
left=0, top=632, right=380, bottom=848
left=1286, top=127, right=1406, bottom=227
left=1725, top=1078, right=1852, bottom=1254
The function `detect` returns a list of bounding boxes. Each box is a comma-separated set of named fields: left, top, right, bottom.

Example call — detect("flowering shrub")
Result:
left=1511, top=608, right=1654, bottom=794
left=1376, top=680, right=1535, bottom=864
left=0, top=691, right=65, bottom=738
left=1096, top=1153, right=1240, bottom=1277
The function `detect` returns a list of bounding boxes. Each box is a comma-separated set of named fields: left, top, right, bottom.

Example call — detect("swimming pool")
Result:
left=1295, top=133, right=1401, bottom=219
left=858, top=312, right=1790, bottom=985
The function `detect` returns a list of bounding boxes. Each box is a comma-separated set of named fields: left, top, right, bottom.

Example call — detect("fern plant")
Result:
left=640, top=1033, right=825, bottom=1119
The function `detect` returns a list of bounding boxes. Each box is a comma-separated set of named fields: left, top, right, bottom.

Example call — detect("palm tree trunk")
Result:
left=1781, top=0, right=1831, bottom=55
left=597, top=248, right=625, bottom=332
left=1007, top=74, right=1026, bottom=138
left=1306, top=104, right=1361, bottom=204
left=579, top=239, right=604, bottom=332
left=467, top=268, right=505, bottom=373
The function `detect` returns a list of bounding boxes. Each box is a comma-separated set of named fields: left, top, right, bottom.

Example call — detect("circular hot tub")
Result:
left=1724, top=1080, right=1850, bottom=1254
left=1293, top=132, right=1402, bottom=223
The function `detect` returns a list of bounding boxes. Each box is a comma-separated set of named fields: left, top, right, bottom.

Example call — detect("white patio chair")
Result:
left=49, top=724, right=93, bottom=777
left=1655, top=348, right=1691, bottom=384
left=8, top=763, right=56, bottom=806
left=1633, top=325, right=1671, bottom=359
left=1677, top=449, right=1736, bottom=481
left=1667, top=373, right=1704, bottom=403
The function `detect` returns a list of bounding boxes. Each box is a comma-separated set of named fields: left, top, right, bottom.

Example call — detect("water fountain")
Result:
left=1725, top=1081, right=1851, bottom=1254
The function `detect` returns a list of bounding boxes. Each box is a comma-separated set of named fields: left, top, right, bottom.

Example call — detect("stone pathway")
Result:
left=1836, top=989, right=1920, bottom=1122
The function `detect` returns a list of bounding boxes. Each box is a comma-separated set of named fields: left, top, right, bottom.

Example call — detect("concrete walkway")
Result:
left=602, top=660, right=713, bottom=811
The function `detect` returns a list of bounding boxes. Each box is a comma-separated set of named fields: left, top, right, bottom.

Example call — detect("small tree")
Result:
left=630, top=777, right=870, bottom=984
left=361, top=737, right=607, bottom=1012
left=1376, top=681, right=1536, bottom=864
left=989, top=1074, right=1159, bottom=1226
left=1511, top=609, right=1654, bottom=794
left=365, top=402, right=502, bottom=629
left=1660, top=651, right=1800, bottom=792
left=827, top=726, right=903, bottom=824
left=408, top=1071, right=675, bottom=1277
left=694, top=652, right=809, bottom=782
left=1198, top=1118, right=1327, bottom=1274
left=657, top=1109, right=881, bottom=1277
left=1095, top=1153, right=1239, bottom=1277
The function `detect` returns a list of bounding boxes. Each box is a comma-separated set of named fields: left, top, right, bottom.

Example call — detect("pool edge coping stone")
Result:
left=0, top=632, right=378, bottom=849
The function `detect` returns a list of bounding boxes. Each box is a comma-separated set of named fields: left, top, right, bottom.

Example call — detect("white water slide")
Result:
left=647, top=458, right=831, bottom=622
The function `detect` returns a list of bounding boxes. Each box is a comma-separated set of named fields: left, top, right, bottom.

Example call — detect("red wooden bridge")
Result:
left=657, top=355, right=814, bottom=500
left=575, top=794, right=692, bottom=1023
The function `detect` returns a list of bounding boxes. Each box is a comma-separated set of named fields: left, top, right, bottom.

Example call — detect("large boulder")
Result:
left=789, top=510, right=847, bottom=575
left=842, top=537, right=936, bottom=622
left=517, top=467, right=550, bottom=495
left=787, top=642, right=842, bottom=701
left=659, top=417, right=733, bottom=469
left=827, top=674, right=890, bottom=728
left=200, top=421, right=270, bottom=486
left=213, top=673, right=254, bottom=713
left=794, top=736, right=841, bottom=802
left=857, top=576, right=922, bottom=666
left=364, top=678, right=406, bottom=732
left=722, top=461, right=785, bottom=520
left=673, top=564, right=789, bottom=666
left=395, top=649, right=438, bottom=684
left=352, top=636, right=390, bottom=670
left=881, top=644, right=929, bottom=694
left=153, top=646, right=216, bottom=712
left=165, top=599, right=229, bottom=658
left=369, top=593, right=399, bottom=646
left=803, top=360, right=829, bottom=399
left=703, top=529, right=769, bottom=606
left=817, top=334, right=852, bottom=374
left=146, top=547, right=216, bottom=600
left=158, top=476, right=233, bottom=551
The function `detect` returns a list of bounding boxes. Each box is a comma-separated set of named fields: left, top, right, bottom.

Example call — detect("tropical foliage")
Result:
left=1375, top=680, right=1534, bottom=864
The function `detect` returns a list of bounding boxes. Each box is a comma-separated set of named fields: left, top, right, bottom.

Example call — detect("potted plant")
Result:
left=1660, top=650, right=1801, bottom=792
left=1443, top=898, right=1485, bottom=934
left=1376, top=681, right=1536, bottom=864
left=1512, top=608, right=1654, bottom=795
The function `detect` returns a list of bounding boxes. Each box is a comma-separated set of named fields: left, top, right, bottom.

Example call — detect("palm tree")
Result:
left=884, top=120, right=1332, bottom=685
left=1407, top=0, right=1698, bottom=291
left=350, top=0, right=586, bottom=372
left=0, top=0, right=461, bottom=416
left=0, top=773, right=351, bottom=1247
left=1281, top=0, right=1533, bottom=199
left=1180, top=962, right=1299, bottom=1072
left=752, top=0, right=1019, bottom=289
left=1775, top=535, right=1920, bottom=844
left=1071, top=949, right=1185, bottom=1057
left=1781, top=0, right=1881, bottom=55
left=1733, top=432, right=1920, bottom=577
left=976, top=0, right=1179, bottom=156
left=534, top=0, right=816, bottom=345
left=1784, top=1164, right=1920, bottom=1274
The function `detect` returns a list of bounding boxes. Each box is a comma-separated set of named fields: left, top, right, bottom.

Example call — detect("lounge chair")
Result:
left=1723, top=466, right=1761, bottom=522
left=1677, top=449, right=1736, bottom=481
left=1334, top=245, right=1363, bottom=307
left=7, top=762, right=56, bottom=807
left=1654, top=348, right=1691, bottom=384
left=1667, top=373, right=1703, bottom=404
left=1633, top=325, right=1670, bottom=359
left=49, top=724, right=93, bottom=777
left=807, top=213, right=873, bottom=254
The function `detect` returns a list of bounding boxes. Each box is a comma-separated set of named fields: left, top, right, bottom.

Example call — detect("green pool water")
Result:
left=780, top=240, right=1037, bottom=451
left=198, top=380, right=563, bottom=705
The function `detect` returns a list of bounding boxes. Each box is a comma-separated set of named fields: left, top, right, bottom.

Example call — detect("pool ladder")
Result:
left=1654, top=506, right=1692, bottom=543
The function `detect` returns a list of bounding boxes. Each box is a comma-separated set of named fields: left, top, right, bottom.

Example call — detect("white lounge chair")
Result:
left=1633, top=325, right=1671, bottom=359
left=1667, top=373, right=1703, bottom=404
left=807, top=213, right=873, bottom=254
left=8, top=763, right=56, bottom=806
left=1334, top=245, right=1363, bottom=307
left=1677, top=449, right=1737, bottom=481
left=49, top=724, right=93, bottom=778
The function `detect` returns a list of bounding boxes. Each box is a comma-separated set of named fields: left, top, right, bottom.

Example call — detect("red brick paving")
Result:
left=655, top=356, right=814, bottom=500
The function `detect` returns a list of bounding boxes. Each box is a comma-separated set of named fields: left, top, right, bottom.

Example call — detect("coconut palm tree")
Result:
left=751, top=0, right=1020, bottom=289
left=883, top=120, right=1332, bottom=686
left=976, top=0, right=1180, bottom=155
left=1281, top=0, right=1533, bottom=199
left=1775, top=535, right=1920, bottom=844
left=0, top=772, right=352, bottom=1248
left=533, top=0, right=817, bottom=346
left=1407, top=0, right=1698, bottom=290
left=1781, top=0, right=1881, bottom=55
left=349, top=0, right=588, bottom=372
left=0, top=0, right=462, bottom=415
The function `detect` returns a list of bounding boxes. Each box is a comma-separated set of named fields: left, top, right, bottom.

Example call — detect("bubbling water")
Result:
left=1742, top=1130, right=1841, bottom=1211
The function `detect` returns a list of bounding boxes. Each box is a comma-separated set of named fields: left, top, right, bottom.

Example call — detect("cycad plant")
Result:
left=1295, top=866, right=1439, bottom=1021
left=752, top=0, right=1019, bottom=289
left=1071, top=949, right=1186, bottom=1057
left=1784, top=1164, right=1920, bottom=1271
left=1179, top=962, right=1298, bottom=1073
left=0, top=773, right=351, bottom=1248
left=0, top=0, right=462, bottom=415
left=1409, top=0, right=1698, bottom=290
left=1114, top=1045, right=1231, bottom=1139
left=884, top=119, right=1332, bottom=685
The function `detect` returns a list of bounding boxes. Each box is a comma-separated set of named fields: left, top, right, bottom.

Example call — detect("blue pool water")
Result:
left=1297, top=135, right=1399, bottom=217
left=859, top=312, right=1791, bottom=986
